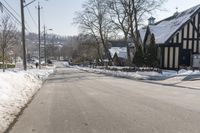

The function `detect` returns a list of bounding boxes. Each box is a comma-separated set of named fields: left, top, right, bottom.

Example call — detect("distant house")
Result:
left=109, top=47, right=127, bottom=66
left=140, top=4, right=200, bottom=69
left=108, top=41, right=135, bottom=66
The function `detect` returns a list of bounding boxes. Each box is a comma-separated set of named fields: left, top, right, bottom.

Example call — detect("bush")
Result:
left=0, top=63, right=15, bottom=69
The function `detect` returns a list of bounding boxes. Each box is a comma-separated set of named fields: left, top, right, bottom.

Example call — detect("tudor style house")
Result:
left=140, top=4, right=200, bottom=69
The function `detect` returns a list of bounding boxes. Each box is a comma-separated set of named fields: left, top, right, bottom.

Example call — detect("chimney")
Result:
left=148, top=16, right=156, bottom=25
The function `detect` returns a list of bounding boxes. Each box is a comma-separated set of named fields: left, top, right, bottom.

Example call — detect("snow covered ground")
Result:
left=0, top=68, right=54, bottom=133
left=75, top=66, right=200, bottom=81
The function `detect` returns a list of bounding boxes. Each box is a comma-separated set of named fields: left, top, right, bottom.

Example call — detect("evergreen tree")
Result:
left=145, top=33, right=158, bottom=67
left=133, top=45, right=144, bottom=67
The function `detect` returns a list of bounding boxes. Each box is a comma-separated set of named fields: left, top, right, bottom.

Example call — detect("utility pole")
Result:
left=37, top=2, right=42, bottom=69
left=44, top=25, right=47, bottom=65
left=20, top=0, right=27, bottom=70
left=20, top=0, right=36, bottom=70
left=43, top=26, right=52, bottom=65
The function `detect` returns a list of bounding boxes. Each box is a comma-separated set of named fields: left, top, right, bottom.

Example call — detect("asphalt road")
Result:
left=9, top=67, right=200, bottom=133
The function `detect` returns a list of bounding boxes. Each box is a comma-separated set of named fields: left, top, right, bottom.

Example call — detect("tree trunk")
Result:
left=93, top=35, right=103, bottom=64
left=97, top=43, right=103, bottom=64
left=99, top=23, right=112, bottom=65
left=2, top=48, right=5, bottom=72
left=14, top=54, right=17, bottom=65
left=99, top=31, right=112, bottom=64
left=125, top=35, right=131, bottom=66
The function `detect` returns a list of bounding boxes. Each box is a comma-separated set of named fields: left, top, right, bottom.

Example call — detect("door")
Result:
left=180, top=49, right=191, bottom=66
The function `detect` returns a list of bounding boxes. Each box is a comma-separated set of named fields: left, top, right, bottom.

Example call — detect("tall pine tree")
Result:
left=145, top=33, right=158, bottom=67
left=133, top=45, right=144, bottom=67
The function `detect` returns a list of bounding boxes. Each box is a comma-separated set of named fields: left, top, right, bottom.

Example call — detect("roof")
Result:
left=108, top=40, right=128, bottom=47
left=144, top=4, right=200, bottom=44
left=109, top=47, right=127, bottom=59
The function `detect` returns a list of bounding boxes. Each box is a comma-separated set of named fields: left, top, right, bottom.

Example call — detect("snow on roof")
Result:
left=109, top=47, right=127, bottom=59
left=148, top=4, right=200, bottom=44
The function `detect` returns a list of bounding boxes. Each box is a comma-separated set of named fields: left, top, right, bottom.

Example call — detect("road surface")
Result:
left=9, top=67, right=200, bottom=133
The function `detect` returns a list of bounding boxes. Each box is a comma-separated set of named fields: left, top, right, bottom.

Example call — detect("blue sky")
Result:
left=2, top=0, right=200, bottom=36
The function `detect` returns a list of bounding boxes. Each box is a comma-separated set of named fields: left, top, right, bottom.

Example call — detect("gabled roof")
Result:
left=145, top=4, right=200, bottom=44
left=109, top=47, right=127, bottom=59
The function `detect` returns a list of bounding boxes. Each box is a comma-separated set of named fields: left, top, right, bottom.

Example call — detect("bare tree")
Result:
left=0, top=16, right=17, bottom=72
left=70, top=34, right=98, bottom=65
left=12, top=34, right=22, bottom=64
left=129, top=0, right=165, bottom=49
left=74, top=0, right=114, bottom=64
left=107, top=0, right=132, bottom=64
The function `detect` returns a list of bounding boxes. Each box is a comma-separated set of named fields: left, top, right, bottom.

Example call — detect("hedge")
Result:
left=0, top=63, right=15, bottom=69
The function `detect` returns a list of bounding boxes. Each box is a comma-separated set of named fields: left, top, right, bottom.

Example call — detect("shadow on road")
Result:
left=47, top=73, right=105, bottom=83
left=144, top=80, right=200, bottom=91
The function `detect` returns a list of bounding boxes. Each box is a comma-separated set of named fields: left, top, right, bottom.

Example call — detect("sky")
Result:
left=1, top=0, right=200, bottom=36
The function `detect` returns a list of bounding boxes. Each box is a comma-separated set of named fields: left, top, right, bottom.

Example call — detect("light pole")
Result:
left=43, top=26, right=53, bottom=65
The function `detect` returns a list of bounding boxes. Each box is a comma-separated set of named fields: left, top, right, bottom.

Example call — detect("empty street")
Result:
left=9, top=67, right=200, bottom=133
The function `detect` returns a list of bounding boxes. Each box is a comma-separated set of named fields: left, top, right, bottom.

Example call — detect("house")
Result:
left=141, top=4, right=200, bottom=69
left=109, top=47, right=127, bottom=66
left=108, top=40, right=135, bottom=66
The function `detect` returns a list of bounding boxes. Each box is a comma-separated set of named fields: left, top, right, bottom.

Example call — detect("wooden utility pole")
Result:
left=37, top=2, right=42, bottom=69
left=20, top=0, right=27, bottom=70
left=44, top=25, right=47, bottom=65
left=20, top=0, right=36, bottom=70
left=43, top=26, right=53, bottom=65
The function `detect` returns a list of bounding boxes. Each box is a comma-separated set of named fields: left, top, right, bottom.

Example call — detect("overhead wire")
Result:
left=0, top=1, right=34, bottom=33
left=0, top=2, right=21, bottom=25
left=2, top=0, right=21, bottom=18
left=26, top=6, right=38, bottom=28
left=24, top=1, right=38, bottom=29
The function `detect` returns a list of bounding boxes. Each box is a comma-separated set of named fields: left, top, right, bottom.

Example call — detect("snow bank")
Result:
left=76, top=66, right=200, bottom=81
left=62, top=62, right=70, bottom=67
left=0, top=68, right=54, bottom=132
left=76, top=66, right=163, bottom=80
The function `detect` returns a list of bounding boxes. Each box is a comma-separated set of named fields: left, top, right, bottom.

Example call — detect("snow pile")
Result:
left=0, top=68, right=54, bottom=132
left=62, top=61, right=70, bottom=67
left=76, top=66, right=163, bottom=80
left=76, top=66, right=200, bottom=80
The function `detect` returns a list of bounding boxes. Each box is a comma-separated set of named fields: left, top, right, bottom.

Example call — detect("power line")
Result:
left=0, top=2, right=33, bottom=35
left=25, top=1, right=38, bottom=28
left=2, top=4, right=32, bottom=33
left=0, top=2, right=21, bottom=25
left=41, top=6, right=46, bottom=25
left=2, top=0, right=21, bottom=18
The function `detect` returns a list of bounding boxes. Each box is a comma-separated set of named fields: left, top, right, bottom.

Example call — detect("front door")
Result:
left=180, top=49, right=191, bottom=66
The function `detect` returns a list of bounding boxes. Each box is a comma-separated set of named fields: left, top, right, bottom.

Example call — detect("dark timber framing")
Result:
left=158, top=7, right=200, bottom=69
left=142, top=7, right=200, bottom=70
